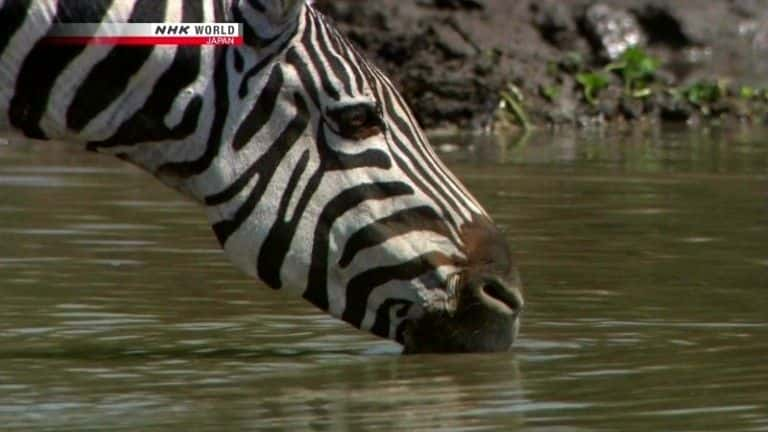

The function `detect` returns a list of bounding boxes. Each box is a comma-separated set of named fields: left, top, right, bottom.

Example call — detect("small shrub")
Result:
left=576, top=72, right=610, bottom=104
left=683, top=81, right=726, bottom=106
left=607, top=47, right=661, bottom=92
left=539, top=84, right=561, bottom=102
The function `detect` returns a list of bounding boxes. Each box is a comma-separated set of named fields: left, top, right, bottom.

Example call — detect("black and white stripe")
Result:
left=0, top=0, right=504, bottom=345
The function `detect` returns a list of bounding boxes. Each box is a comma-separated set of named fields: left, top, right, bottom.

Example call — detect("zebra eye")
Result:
left=327, top=103, right=383, bottom=140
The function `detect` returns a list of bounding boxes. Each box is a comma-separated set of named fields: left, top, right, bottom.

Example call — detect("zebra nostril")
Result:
left=479, top=278, right=523, bottom=314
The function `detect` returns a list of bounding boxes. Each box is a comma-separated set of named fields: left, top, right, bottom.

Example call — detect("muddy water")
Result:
left=0, top=127, right=766, bottom=431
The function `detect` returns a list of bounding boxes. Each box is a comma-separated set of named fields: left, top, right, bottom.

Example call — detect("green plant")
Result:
left=738, top=85, right=768, bottom=102
left=498, top=83, right=532, bottom=130
left=607, top=46, right=660, bottom=95
left=539, top=84, right=560, bottom=102
left=559, top=51, right=585, bottom=73
left=683, top=80, right=726, bottom=106
left=576, top=72, right=610, bottom=105
left=739, top=85, right=758, bottom=100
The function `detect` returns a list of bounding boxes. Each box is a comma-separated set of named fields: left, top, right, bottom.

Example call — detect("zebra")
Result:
left=0, top=0, right=524, bottom=353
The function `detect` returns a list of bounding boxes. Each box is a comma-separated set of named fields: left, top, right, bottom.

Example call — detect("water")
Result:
left=0, top=126, right=766, bottom=431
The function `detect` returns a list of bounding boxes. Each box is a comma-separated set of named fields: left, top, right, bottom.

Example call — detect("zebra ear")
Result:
left=237, top=0, right=305, bottom=28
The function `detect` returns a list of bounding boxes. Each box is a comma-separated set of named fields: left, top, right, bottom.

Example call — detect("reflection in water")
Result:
left=1, top=127, right=767, bottom=431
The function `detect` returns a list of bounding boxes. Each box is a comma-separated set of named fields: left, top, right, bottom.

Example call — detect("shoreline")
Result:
left=315, top=0, right=768, bottom=131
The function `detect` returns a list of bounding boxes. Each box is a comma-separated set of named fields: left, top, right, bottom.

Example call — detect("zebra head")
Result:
left=0, top=0, right=525, bottom=354
left=0, top=0, right=522, bottom=354
left=216, top=0, right=524, bottom=353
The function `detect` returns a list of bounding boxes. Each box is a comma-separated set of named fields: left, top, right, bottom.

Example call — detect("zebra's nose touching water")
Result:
left=0, top=0, right=524, bottom=353
left=401, top=217, right=525, bottom=353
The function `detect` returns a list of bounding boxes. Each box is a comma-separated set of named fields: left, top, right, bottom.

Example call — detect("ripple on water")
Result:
left=67, top=239, right=157, bottom=246
left=0, top=175, right=97, bottom=188
left=0, top=228, right=85, bottom=236
left=67, top=223, right=165, bottom=231
left=608, top=207, right=676, bottom=215
left=0, top=257, right=70, bottom=269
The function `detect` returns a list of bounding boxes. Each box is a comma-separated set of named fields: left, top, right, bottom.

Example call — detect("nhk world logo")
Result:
left=45, top=23, right=243, bottom=46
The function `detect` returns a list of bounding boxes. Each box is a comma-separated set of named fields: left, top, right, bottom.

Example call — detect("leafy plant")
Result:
left=739, top=85, right=758, bottom=100
left=568, top=47, right=660, bottom=105
left=607, top=46, right=660, bottom=94
left=539, top=84, right=561, bottom=102
left=683, top=80, right=726, bottom=106
left=576, top=72, right=610, bottom=105
left=559, top=51, right=585, bottom=74
left=499, top=83, right=532, bottom=130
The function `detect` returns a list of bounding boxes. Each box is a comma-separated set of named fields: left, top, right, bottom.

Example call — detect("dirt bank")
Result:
left=314, top=0, right=768, bottom=130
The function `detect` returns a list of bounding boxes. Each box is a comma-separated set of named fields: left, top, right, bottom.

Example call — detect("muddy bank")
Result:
left=314, top=0, right=768, bottom=130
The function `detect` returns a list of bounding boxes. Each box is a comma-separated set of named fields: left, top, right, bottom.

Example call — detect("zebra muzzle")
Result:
left=400, top=215, right=524, bottom=354
left=401, top=270, right=524, bottom=354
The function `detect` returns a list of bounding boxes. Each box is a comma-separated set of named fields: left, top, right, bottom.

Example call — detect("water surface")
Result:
left=1, top=126, right=766, bottom=431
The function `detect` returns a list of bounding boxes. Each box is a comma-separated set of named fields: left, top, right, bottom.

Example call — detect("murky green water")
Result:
left=1, top=126, right=766, bottom=431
